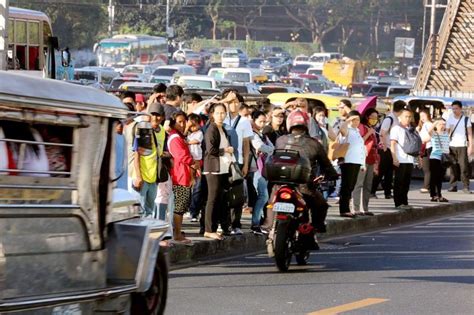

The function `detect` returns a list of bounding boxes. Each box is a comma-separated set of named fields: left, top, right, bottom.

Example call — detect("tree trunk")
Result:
left=212, top=17, right=218, bottom=40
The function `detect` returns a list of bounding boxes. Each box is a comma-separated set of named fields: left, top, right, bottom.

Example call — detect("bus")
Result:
left=95, top=34, right=168, bottom=72
left=7, top=6, right=72, bottom=79
left=7, top=7, right=52, bottom=72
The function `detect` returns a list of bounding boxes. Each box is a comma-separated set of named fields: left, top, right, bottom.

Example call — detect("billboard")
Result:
left=394, top=37, right=415, bottom=58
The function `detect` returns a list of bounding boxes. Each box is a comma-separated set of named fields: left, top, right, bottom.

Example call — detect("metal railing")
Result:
left=436, top=0, right=462, bottom=68
left=414, top=0, right=463, bottom=92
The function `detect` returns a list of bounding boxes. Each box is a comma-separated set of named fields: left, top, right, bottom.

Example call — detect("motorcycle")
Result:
left=264, top=149, right=322, bottom=272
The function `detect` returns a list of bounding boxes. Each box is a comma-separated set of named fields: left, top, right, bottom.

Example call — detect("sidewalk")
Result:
left=168, top=180, right=474, bottom=268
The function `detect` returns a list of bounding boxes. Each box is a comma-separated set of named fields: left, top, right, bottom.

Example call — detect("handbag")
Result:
left=156, top=155, right=169, bottom=183
left=441, top=153, right=455, bottom=168
left=225, top=180, right=246, bottom=208
left=328, top=135, right=349, bottom=161
left=228, top=161, right=244, bottom=184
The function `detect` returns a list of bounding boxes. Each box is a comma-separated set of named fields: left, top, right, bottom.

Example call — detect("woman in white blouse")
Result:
left=338, top=110, right=367, bottom=218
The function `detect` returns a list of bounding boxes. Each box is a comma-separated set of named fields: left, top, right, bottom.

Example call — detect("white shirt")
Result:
left=187, top=130, right=203, bottom=161
left=341, top=127, right=366, bottom=165
left=447, top=114, right=470, bottom=147
left=390, top=125, right=415, bottom=164
left=225, top=114, right=254, bottom=164
left=380, top=113, right=399, bottom=149
left=420, top=121, right=433, bottom=149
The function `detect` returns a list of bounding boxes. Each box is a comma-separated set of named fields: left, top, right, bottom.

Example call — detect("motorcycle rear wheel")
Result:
left=274, top=221, right=292, bottom=272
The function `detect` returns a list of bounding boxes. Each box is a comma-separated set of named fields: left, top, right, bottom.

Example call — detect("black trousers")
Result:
left=393, top=163, right=413, bottom=207
left=339, top=163, right=361, bottom=214
left=449, top=146, right=470, bottom=189
left=205, top=174, right=230, bottom=233
left=422, top=148, right=432, bottom=189
left=371, top=149, right=393, bottom=196
left=303, top=191, right=329, bottom=232
left=429, top=159, right=444, bottom=198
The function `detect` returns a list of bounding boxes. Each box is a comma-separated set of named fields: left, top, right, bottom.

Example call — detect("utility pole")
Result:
left=166, top=0, right=171, bottom=64
left=430, top=0, right=437, bottom=36
left=108, top=0, right=115, bottom=38
left=0, top=0, right=9, bottom=71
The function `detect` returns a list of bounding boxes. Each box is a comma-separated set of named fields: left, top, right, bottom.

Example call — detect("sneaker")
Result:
left=231, top=228, right=243, bottom=235
left=385, top=194, right=393, bottom=199
left=400, top=205, right=413, bottom=210
left=462, top=189, right=472, bottom=194
left=448, top=187, right=458, bottom=192
left=420, top=188, right=429, bottom=193
left=251, top=226, right=264, bottom=236
left=190, top=217, right=198, bottom=223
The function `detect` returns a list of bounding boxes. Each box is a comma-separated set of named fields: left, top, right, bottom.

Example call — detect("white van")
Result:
left=208, top=67, right=268, bottom=84
left=221, top=49, right=241, bottom=68
left=308, top=52, right=343, bottom=70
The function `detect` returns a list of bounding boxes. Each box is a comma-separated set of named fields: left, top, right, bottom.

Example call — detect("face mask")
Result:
left=368, top=118, right=378, bottom=126
left=317, top=116, right=327, bottom=125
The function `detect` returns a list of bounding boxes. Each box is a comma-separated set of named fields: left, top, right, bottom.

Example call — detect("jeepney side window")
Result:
left=0, top=121, right=72, bottom=177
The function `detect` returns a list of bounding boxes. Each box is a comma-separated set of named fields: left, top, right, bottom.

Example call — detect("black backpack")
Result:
left=401, top=127, right=422, bottom=157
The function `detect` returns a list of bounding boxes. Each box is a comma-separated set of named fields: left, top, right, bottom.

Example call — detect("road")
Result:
left=167, top=212, right=474, bottom=314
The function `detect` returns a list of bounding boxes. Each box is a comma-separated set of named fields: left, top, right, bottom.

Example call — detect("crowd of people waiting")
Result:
left=115, top=83, right=473, bottom=245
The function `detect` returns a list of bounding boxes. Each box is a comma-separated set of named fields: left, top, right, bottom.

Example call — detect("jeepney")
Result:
left=0, top=71, right=169, bottom=314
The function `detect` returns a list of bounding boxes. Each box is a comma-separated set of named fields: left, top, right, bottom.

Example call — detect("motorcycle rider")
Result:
left=275, top=110, right=338, bottom=234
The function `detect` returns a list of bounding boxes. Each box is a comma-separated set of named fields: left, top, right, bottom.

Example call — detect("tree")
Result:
left=206, top=0, right=222, bottom=40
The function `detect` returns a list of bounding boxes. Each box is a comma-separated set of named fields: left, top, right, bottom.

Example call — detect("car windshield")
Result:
left=307, top=69, right=322, bottom=75
left=74, top=71, right=96, bottom=81
left=182, top=79, right=212, bottom=89
left=153, top=68, right=177, bottom=76
left=224, top=72, right=251, bottom=83
left=369, top=86, right=388, bottom=96
left=292, top=65, right=310, bottom=72
left=260, top=87, right=288, bottom=94
left=267, top=57, right=280, bottom=63
left=306, top=82, right=325, bottom=93
left=223, top=52, right=239, bottom=58
left=123, top=66, right=144, bottom=74
left=296, top=56, right=309, bottom=61
left=310, top=56, right=328, bottom=63
left=150, top=77, right=171, bottom=84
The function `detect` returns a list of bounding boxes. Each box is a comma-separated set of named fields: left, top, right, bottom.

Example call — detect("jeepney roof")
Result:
left=0, top=71, right=128, bottom=118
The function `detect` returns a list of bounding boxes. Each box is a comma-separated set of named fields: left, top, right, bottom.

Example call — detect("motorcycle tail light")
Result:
left=276, top=214, right=289, bottom=221
left=279, top=192, right=292, bottom=200
left=296, top=207, right=304, bottom=212
left=298, top=223, right=314, bottom=235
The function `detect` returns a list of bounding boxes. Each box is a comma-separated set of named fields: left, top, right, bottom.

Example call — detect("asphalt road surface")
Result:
left=167, top=212, right=474, bottom=314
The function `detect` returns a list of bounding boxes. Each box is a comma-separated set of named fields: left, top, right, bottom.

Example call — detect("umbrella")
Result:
left=356, top=96, right=377, bottom=116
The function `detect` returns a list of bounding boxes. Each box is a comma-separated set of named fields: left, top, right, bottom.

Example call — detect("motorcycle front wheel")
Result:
left=274, top=221, right=293, bottom=272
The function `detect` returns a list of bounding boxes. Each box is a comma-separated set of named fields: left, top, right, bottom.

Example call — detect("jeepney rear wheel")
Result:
left=131, top=250, right=169, bottom=315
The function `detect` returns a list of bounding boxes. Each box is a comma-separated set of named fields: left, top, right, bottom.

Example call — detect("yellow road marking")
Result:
left=308, top=298, right=389, bottom=315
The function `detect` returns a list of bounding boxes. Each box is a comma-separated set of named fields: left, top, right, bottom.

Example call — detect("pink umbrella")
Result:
left=356, top=96, right=377, bottom=116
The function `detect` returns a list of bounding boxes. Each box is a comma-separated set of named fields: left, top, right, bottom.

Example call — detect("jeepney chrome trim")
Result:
left=0, top=184, right=76, bottom=190
left=0, top=138, right=74, bottom=147
left=0, top=169, right=71, bottom=176
left=0, top=204, right=80, bottom=209
left=0, top=284, right=136, bottom=312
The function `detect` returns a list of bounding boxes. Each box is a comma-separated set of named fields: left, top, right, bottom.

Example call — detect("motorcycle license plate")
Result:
left=273, top=202, right=295, bottom=213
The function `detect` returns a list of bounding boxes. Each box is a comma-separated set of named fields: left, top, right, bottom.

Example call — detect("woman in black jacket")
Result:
left=203, top=104, right=234, bottom=240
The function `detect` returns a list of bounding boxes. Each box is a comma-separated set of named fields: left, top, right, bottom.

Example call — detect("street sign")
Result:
left=167, top=27, right=174, bottom=38
left=394, top=37, right=415, bottom=59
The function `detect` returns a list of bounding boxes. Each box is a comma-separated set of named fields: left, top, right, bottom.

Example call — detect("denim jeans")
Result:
left=189, top=175, right=203, bottom=218
left=252, top=175, right=269, bottom=227
left=138, top=181, right=157, bottom=217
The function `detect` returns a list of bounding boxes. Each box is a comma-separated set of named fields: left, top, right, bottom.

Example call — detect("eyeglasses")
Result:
left=273, top=115, right=285, bottom=118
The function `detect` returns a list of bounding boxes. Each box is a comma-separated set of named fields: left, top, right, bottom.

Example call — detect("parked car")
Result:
left=221, top=48, right=247, bottom=68
left=293, top=55, right=309, bottom=66
left=261, top=57, right=290, bottom=76
left=289, top=64, right=312, bottom=76
left=122, top=64, right=154, bottom=81
left=348, top=83, right=372, bottom=97
left=176, top=75, right=221, bottom=90
left=149, top=65, right=196, bottom=83
left=172, top=49, right=196, bottom=63
left=367, top=85, right=411, bottom=98
left=248, top=58, right=265, bottom=69
left=208, top=67, right=268, bottom=84
left=259, top=46, right=285, bottom=58
left=74, top=67, right=120, bottom=89
left=219, top=83, right=261, bottom=94
left=321, top=88, right=349, bottom=97
left=107, top=76, right=143, bottom=93
left=259, top=83, right=303, bottom=94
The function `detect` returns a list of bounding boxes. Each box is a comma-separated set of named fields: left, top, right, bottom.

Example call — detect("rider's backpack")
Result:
left=401, top=127, right=422, bottom=157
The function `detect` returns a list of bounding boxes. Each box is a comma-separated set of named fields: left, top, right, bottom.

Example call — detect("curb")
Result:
left=168, top=201, right=474, bottom=268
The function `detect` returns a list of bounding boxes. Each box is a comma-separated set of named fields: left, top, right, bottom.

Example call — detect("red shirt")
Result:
left=168, top=129, right=194, bottom=187
left=358, top=124, right=378, bottom=165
